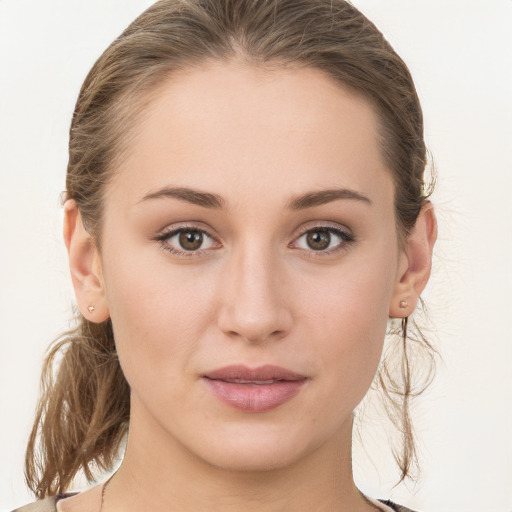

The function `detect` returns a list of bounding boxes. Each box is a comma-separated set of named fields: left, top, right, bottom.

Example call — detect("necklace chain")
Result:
left=99, top=475, right=113, bottom=512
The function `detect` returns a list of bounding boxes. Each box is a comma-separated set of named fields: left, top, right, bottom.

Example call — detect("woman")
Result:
left=15, top=1, right=437, bottom=511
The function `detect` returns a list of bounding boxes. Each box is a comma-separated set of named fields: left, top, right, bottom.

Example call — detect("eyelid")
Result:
left=290, top=223, right=355, bottom=256
left=153, top=223, right=221, bottom=258
left=294, top=222, right=352, bottom=237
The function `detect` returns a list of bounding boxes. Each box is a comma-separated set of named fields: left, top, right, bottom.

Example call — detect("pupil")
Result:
left=179, top=230, right=203, bottom=250
left=307, top=230, right=330, bottom=250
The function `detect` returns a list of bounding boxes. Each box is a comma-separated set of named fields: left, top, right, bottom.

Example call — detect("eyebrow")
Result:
left=140, top=186, right=225, bottom=209
left=139, top=186, right=372, bottom=210
left=286, top=188, right=372, bottom=210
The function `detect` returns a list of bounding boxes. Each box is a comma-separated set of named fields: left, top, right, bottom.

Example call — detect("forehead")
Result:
left=108, top=61, right=393, bottom=211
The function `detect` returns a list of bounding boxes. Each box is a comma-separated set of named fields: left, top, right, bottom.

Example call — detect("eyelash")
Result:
left=154, top=224, right=219, bottom=258
left=154, top=224, right=355, bottom=259
left=292, top=225, right=355, bottom=258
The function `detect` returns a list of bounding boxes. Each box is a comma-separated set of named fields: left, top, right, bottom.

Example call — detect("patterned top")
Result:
left=11, top=495, right=418, bottom=512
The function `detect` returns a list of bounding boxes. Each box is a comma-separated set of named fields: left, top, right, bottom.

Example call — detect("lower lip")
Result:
left=204, top=378, right=307, bottom=412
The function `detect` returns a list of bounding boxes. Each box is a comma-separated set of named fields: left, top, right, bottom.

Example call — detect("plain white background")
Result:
left=1, top=1, right=511, bottom=511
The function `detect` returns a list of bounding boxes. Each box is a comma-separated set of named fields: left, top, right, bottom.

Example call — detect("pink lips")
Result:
left=203, top=365, right=307, bottom=412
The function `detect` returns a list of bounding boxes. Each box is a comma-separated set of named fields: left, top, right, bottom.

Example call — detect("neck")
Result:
left=105, top=400, right=373, bottom=512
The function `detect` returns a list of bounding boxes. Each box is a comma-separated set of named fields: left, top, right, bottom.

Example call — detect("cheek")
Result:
left=102, top=254, right=218, bottom=390
left=301, top=257, right=396, bottom=399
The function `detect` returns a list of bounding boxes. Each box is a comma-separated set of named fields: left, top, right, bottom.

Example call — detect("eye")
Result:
left=292, top=226, right=354, bottom=254
left=156, top=226, right=219, bottom=256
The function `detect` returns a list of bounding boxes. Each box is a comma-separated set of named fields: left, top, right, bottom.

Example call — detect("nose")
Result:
left=216, top=245, right=293, bottom=344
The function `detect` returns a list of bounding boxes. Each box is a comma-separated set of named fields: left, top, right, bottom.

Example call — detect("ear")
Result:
left=389, top=201, right=437, bottom=318
left=63, top=199, right=110, bottom=322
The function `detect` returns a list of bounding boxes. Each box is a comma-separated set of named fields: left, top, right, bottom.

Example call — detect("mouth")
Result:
left=203, top=365, right=308, bottom=412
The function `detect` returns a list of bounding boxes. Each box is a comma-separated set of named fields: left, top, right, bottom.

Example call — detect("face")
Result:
left=97, top=62, right=406, bottom=471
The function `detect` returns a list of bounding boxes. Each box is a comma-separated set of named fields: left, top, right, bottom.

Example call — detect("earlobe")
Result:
left=63, top=200, right=110, bottom=322
left=389, top=202, right=437, bottom=318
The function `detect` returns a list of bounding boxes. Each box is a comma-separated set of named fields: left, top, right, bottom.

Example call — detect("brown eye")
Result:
left=160, top=227, right=217, bottom=255
left=178, top=230, right=203, bottom=251
left=306, top=230, right=331, bottom=250
left=292, top=226, right=353, bottom=254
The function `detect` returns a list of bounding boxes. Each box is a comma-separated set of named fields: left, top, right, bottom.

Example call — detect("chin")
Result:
left=184, top=418, right=345, bottom=474
left=200, top=439, right=311, bottom=473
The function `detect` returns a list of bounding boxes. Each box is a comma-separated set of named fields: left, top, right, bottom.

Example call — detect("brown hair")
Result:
left=26, top=0, right=436, bottom=498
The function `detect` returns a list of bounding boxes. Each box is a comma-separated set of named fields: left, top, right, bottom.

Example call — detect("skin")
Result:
left=62, top=61, right=436, bottom=512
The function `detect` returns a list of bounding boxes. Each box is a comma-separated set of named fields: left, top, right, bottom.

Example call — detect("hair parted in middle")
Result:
left=25, top=0, right=436, bottom=499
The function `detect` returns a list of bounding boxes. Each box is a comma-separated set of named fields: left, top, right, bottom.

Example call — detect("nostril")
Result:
left=216, top=265, right=293, bottom=343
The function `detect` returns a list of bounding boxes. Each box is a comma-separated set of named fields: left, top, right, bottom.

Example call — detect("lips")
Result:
left=203, top=365, right=308, bottom=412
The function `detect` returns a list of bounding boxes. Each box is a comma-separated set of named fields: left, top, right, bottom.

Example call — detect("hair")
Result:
left=26, top=0, right=436, bottom=498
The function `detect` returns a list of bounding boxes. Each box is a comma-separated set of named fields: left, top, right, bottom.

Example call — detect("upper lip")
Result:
left=204, top=365, right=307, bottom=383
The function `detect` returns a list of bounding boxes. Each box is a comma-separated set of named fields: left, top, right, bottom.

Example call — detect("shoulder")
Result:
left=379, top=499, right=420, bottom=512
left=10, top=496, right=56, bottom=512
left=11, top=494, right=77, bottom=512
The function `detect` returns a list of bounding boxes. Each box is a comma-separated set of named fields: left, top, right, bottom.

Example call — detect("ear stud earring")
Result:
left=399, top=300, right=408, bottom=309
left=88, top=305, right=95, bottom=313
